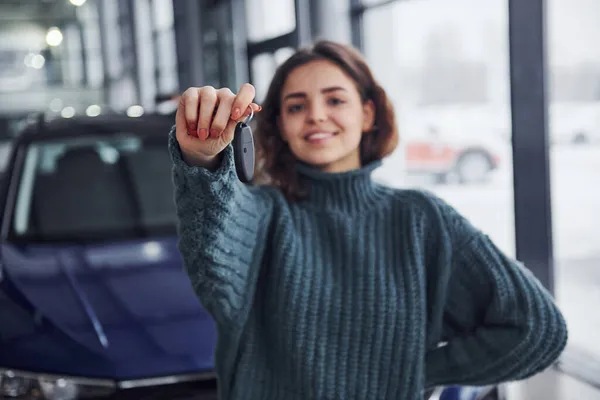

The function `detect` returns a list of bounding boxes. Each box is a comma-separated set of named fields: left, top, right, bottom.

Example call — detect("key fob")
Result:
left=232, top=121, right=255, bottom=183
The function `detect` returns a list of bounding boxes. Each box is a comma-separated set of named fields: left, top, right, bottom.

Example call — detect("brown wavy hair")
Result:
left=253, top=40, right=399, bottom=200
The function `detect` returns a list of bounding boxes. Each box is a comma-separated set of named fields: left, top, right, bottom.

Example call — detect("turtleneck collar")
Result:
left=295, top=160, right=385, bottom=212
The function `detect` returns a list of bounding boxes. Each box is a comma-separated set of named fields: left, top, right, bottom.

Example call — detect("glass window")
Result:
left=10, top=130, right=177, bottom=243
left=152, top=0, right=175, bottom=30
left=196, top=1, right=240, bottom=89
left=148, top=0, right=178, bottom=95
left=62, top=24, right=85, bottom=86
left=134, top=0, right=157, bottom=108
left=363, top=0, right=515, bottom=256
left=78, top=1, right=104, bottom=88
left=549, top=0, right=600, bottom=363
left=250, top=47, right=295, bottom=102
left=245, top=0, right=296, bottom=42
left=99, top=0, right=123, bottom=80
left=155, top=30, right=178, bottom=93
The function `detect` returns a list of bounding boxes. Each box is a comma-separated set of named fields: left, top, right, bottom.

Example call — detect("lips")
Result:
left=305, top=131, right=336, bottom=143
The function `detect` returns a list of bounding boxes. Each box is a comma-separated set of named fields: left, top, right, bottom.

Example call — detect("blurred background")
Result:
left=0, top=0, right=598, bottom=399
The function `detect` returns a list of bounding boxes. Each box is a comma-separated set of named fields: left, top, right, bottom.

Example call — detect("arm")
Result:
left=424, top=195, right=568, bottom=388
left=168, top=126, right=273, bottom=329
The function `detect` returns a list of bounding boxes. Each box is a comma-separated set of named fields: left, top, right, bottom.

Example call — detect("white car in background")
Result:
left=392, top=104, right=510, bottom=184
left=549, top=101, right=600, bottom=145
left=402, top=125, right=506, bottom=184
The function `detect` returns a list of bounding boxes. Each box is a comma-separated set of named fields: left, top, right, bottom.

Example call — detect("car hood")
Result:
left=0, top=237, right=216, bottom=379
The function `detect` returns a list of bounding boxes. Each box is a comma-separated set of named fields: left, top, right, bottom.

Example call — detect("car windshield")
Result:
left=9, top=132, right=176, bottom=243
left=0, top=140, right=11, bottom=172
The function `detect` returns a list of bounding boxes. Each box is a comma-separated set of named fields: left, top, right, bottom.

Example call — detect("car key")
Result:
left=232, top=107, right=255, bottom=183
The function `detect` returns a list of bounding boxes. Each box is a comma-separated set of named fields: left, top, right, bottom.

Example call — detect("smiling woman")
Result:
left=277, top=63, right=374, bottom=173
left=169, top=39, right=567, bottom=400
left=253, top=42, right=398, bottom=198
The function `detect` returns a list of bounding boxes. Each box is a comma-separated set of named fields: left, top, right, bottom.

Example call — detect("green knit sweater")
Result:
left=168, top=127, right=567, bottom=400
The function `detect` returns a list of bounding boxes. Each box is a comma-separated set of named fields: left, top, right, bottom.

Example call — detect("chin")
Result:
left=297, top=152, right=341, bottom=169
left=299, top=154, right=361, bottom=173
left=292, top=143, right=361, bottom=171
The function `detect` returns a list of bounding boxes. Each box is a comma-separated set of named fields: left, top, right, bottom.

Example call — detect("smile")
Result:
left=305, top=131, right=336, bottom=143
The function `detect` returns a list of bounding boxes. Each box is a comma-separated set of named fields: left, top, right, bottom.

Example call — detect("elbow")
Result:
left=512, top=297, right=569, bottom=380
left=535, top=296, right=568, bottom=359
left=539, top=301, right=569, bottom=365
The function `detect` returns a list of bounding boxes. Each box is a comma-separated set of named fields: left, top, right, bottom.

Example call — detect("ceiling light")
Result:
left=46, top=27, right=63, bottom=47
left=49, top=98, right=63, bottom=112
left=126, top=105, right=144, bottom=117
left=31, top=54, right=45, bottom=69
left=61, top=107, right=76, bottom=118
left=23, top=53, right=36, bottom=67
left=86, top=104, right=101, bottom=117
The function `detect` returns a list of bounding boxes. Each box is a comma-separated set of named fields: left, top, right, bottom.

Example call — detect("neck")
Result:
left=295, top=160, right=385, bottom=212
left=318, top=152, right=362, bottom=174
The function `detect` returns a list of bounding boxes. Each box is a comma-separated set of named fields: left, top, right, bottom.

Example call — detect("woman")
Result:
left=169, top=40, right=567, bottom=400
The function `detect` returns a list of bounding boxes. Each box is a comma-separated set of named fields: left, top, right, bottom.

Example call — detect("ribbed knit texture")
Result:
left=168, top=127, right=568, bottom=400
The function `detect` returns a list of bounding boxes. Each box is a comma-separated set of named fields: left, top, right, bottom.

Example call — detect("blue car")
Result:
left=0, top=114, right=218, bottom=399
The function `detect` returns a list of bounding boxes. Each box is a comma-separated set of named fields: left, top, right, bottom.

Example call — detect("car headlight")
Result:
left=0, top=368, right=116, bottom=399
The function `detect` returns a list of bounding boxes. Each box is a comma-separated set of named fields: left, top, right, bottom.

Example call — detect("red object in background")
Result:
left=405, top=141, right=458, bottom=171
left=403, top=137, right=501, bottom=184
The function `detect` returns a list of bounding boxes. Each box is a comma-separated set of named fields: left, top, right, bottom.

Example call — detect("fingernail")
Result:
left=210, top=128, right=219, bottom=137
left=232, top=108, right=240, bottom=119
left=257, top=105, right=262, bottom=111
left=199, top=128, right=208, bottom=139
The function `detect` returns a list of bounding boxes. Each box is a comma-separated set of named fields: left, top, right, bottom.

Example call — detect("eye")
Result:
left=327, top=97, right=345, bottom=106
left=286, top=103, right=304, bottom=113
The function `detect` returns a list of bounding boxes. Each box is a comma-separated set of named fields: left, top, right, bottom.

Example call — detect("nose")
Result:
left=307, top=102, right=326, bottom=123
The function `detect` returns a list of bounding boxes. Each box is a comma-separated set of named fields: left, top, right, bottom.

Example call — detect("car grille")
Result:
left=113, top=379, right=218, bottom=400
left=85, top=377, right=219, bottom=400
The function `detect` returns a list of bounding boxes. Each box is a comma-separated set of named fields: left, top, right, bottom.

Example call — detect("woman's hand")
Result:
left=175, top=83, right=261, bottom=168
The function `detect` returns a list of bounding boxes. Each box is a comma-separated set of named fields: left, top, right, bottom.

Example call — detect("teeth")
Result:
left=307, top=132, right=333, bottom=140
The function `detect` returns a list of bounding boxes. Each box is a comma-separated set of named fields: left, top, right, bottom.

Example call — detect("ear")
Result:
left=362, top=99, right=376, bottom=133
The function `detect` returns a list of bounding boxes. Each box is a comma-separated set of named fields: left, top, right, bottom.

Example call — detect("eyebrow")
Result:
left=283, top=86, right=347, bottom=101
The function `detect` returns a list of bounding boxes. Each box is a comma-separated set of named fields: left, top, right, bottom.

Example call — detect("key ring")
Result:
left=242, top=106, right=254, bottom=125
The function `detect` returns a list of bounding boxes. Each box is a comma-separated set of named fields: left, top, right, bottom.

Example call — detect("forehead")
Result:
left=282, top=60, right=356, bottom=94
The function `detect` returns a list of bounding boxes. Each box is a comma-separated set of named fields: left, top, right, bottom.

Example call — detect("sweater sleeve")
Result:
left=423, top=194, right=568, bottom=388
left=168, top=126, right=274, bottom=329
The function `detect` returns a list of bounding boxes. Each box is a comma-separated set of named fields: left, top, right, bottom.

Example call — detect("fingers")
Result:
left=176, top=88, right=200, bottom=137
left=197, top=86, right=218, bottom=140
left=210, top=88, right=235, bottom=138
left=175, top=84, right=261, bottom=145
left=218, top=103, right=262, bottom=145
left=220, top=118, right=239, bottom=145
left=243, top=103, right=262, bottom=119
left=231, top=83, right=256, bottom=121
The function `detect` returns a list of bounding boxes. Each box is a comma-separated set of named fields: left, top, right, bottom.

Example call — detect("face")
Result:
left=278, top=60, right=375, bottom=173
